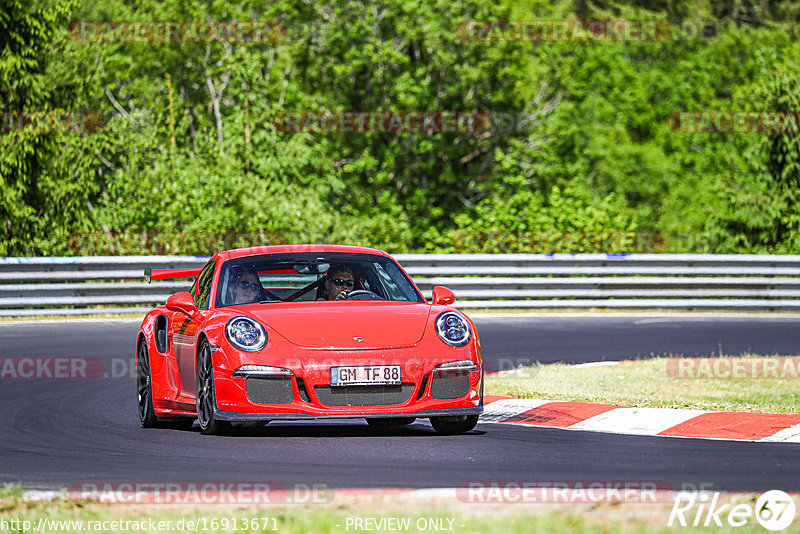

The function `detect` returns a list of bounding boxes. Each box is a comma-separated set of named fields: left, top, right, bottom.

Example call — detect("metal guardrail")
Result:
left=1, top=254, right=800, bottom=315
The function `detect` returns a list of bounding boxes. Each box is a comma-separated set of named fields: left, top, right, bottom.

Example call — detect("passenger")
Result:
left=230, top=267, right=263, bottom=304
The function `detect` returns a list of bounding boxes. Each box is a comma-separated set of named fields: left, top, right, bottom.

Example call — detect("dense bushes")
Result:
left=2, top=0, right=799, bottom=255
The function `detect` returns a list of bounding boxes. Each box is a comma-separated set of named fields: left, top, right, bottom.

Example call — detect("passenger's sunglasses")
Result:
left=237, top=281, right=260, bottom=291
left=332, top=278, right=355, bottom=288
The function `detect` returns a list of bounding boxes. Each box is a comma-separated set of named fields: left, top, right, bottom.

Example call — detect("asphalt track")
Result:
left=1, top=315, right=799, bottom=493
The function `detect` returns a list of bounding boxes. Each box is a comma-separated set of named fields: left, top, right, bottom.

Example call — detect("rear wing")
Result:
left=144, top=266, right=203, bottom=283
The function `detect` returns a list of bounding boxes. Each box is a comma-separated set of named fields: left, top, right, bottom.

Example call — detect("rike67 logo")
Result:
left=669, top=490, right=796, bottom=531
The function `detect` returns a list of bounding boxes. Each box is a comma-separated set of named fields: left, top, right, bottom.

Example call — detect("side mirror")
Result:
left=165, top=292, right=198, bottom=317
left=431, top=286, right=457, bottom=306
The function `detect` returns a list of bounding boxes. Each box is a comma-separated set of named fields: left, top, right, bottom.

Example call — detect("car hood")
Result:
left=243, top=302, right=432, bottom=349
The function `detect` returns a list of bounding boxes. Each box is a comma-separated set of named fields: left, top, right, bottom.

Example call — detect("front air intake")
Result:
left=314, top=384, right=415, bottom=406
left=246, top=377, right=293, bottom=404
left=430, top=374, right=469, bottom=400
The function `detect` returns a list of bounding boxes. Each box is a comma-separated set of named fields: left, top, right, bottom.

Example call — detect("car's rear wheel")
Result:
left=196, top=339, right=231, bottom=435
left=366, top=417, right=416, bottom=429
left=137, top=341, right=158, bottom=427
left=429, top=414, right=479, bottom=435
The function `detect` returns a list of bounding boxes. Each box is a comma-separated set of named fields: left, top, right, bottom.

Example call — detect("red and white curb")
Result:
left=482, top=396, right=800, bottom=442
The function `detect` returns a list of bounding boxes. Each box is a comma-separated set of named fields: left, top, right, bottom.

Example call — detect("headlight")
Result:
left=225, top=316, right=267, bottom=352
left=435, top=311, right=471, bottom=346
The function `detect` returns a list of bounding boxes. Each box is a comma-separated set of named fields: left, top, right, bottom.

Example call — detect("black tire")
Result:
left=196, top=339, right=231, bottom=435
left=366, top=417, right=416, bottom=429
left=138, top=341, right=196, bottom=430
left=137, top=341, right=158, bottom=428
left=429, top=414, right=479, bottom=435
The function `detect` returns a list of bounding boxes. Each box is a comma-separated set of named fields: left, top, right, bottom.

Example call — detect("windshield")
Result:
left=216, top=252, right=424, bottom=307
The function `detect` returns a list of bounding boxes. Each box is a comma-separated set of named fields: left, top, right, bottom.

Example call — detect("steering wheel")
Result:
left=339, top=289, right=385, bottom=301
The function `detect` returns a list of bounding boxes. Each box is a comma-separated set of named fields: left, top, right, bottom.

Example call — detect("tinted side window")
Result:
left=379, top=259, right=423, bottom=302
left=195, top=260, right=216, bottom=309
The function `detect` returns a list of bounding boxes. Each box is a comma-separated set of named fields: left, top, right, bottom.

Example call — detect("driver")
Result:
left=320, top=265, right=355, bottom=300
left=230, top=267, right=264, bottom=304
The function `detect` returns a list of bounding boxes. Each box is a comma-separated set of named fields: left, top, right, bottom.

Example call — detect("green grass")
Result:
left=0, top=484, right=22, bottom=500
left=485, top=355, right=800, bottom=413
left=1, top=492, right=797, bottom=533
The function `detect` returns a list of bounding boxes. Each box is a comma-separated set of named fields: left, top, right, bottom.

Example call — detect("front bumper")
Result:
left=211, top=341, right=483, bottom=421
left=214, top=405, right=483, bottom=422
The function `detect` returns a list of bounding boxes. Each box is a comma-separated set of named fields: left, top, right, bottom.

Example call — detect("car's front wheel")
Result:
left=196, top=339, right=230, bottom=435
left=429, top=414, right=479, bottom=435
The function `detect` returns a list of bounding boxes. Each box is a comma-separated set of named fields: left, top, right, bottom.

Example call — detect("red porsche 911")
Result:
left=136, top=245, right=483, bottom=434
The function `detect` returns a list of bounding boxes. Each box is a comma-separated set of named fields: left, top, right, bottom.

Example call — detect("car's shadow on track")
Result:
left=171, top=421, right=486, bottom=438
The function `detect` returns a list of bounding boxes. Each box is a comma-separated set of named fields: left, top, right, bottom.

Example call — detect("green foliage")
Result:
left=2, top=0, right=800, bottom=255
left=0, top=0, right=103, bottom=255
left=710, top=51, right=800, bottom=253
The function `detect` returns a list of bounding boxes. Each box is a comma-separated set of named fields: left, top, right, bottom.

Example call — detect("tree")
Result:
left=0, top=0, right=103, bottom=255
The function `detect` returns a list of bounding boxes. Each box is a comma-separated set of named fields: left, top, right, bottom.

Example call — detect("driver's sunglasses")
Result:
left=237, top=280, right=260, bottom=291
left=332, top=278, right=355, bottom=288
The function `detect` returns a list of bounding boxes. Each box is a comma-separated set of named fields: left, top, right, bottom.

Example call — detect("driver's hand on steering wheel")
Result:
left=335, top=289, right=351, bottom=301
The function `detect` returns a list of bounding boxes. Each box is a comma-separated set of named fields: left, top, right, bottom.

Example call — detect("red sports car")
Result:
left=137, top=245, right=483, bottom=434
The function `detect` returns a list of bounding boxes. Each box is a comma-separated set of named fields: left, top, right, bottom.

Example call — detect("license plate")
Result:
left=330, top=365, right=401, bottom=386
